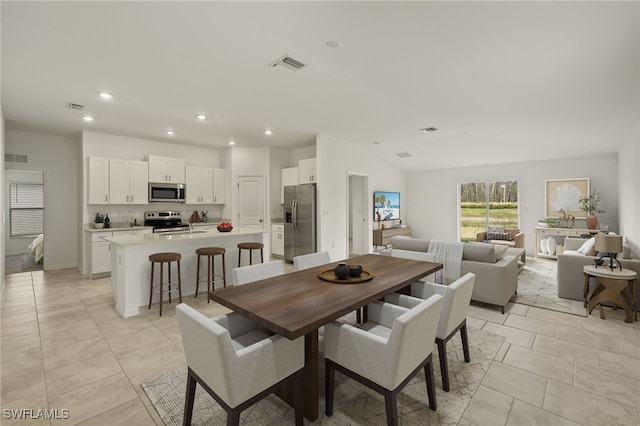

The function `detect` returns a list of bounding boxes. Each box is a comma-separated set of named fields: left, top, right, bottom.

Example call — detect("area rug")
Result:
left=511, top=257, right=586, bottom=316
left=142, top=326, right=504, bottom=425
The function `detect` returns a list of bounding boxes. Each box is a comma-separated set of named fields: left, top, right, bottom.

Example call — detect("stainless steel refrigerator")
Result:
left=284, top=183, right=317, bottom=263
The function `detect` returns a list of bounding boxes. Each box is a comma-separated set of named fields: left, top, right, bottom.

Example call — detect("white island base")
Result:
left=104, top=228, right=269, bottom=318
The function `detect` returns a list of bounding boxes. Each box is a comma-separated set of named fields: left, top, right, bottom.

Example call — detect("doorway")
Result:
left=347, top=172, right=369, bottom=257
left=4, top=169, right=45, bottom=274
left=237, top=175, right=266, bottom=229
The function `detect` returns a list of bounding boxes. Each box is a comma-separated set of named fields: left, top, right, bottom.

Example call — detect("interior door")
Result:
left=238, top=175, right=265, bottom=229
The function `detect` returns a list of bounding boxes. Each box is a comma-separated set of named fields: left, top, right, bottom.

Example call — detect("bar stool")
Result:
left=195, top=247, right=226, bottom=302
left=148, top=252, right=182, bottom=316
left=237, top=242, right=264, bottom=267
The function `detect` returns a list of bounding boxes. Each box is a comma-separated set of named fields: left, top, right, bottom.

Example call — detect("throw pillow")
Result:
left=494, top=245, right=509, bottom=261
left=487, top=226, right=504, bottom=234
left=487, top=232, right=511, bottom=241
left=463, top=243, right=496, bottom=263
left=577, top=238, right=597, bottom=256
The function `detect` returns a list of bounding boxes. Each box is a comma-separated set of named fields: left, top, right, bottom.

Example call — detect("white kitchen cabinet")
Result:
left=271, top=224, right=284, bottom=257
left=281, top=167, right=299, bottom=203
left=213, top=168, right=226, bottom=204
left=146, top=155, right=186, bottom=183
left=88, top=156, right=110, bottom=204
left=298, top=158, right=316, bottom=184
left=109, top=159, right=149, bottom=204
left=186, top=166, right=213, bottom=204
left=86, top=228, right=152, bottom=278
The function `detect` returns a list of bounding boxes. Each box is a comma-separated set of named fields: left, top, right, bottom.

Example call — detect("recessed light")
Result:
left=326, top=40, right=343, bottom=49
left=166, top=131, right=175, bottom=136
left=196, top=114, right=207, bottom=120
left=83, top=116, right=94, bottom=122
left=264, top=129, right=273, bottom=136
left=99, top=92, right=112, bottom=99
left=420, top=127, right=438, bottom=133
left=228, top=141, right=236, bottom=145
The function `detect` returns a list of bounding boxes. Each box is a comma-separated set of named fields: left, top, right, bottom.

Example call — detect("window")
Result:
left=459, top=180, right=519, bottom=242
left=10, top=183, right=44, bottom=237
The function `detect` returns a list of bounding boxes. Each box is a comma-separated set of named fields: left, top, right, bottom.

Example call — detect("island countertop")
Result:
left=103, top=227, right=265, bottom=246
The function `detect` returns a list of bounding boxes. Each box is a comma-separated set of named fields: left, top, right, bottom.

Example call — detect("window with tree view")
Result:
left=459, top=181, right=519, bottom=242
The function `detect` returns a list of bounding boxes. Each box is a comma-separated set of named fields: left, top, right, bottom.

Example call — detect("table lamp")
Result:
left=594, top=234, right=623, bottom=271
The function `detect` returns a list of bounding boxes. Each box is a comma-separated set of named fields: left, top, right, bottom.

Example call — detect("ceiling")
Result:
left=2, top=1, right=638, bottom=172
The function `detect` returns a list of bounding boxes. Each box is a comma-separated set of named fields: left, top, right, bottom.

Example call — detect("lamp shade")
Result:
left=594, top=234, right=623, bottom=254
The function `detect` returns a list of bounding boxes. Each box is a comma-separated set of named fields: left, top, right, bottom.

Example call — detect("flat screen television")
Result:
left=373, top=191, right=400, bottom=221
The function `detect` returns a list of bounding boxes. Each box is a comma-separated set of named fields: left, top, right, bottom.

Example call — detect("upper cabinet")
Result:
left=213, top=168, right=226, bottom=204
left=146, top=155, right=186, bottom=183
left=281, top=167, right=299, bottom=203
left=109, top=159, right=148, bottom=204
left=88, top=156, right=110, bottom=204
left=298, top=158, right=316, bottom=184
left=186, top=166, right=214, bottom=204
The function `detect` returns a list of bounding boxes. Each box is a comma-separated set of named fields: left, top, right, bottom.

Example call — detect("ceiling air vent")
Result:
left=67, top=102, right=84, bottom=111
left=5, top=153, right=28, bottom=163
left=395, top=152, right=412, bottom=158
left=15, top=155, right=28, bottom=163
left=269, top=55, right=306, bottom=74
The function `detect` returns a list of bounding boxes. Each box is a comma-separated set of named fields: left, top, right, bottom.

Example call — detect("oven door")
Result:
left=149, top=183, right=185, bottom=203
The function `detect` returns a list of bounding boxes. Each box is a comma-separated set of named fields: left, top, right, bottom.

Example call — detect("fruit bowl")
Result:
left=217, top=222, right=233, bottom=232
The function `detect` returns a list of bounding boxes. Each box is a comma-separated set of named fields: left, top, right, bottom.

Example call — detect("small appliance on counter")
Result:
left=144, top=211, right=190, bottom=233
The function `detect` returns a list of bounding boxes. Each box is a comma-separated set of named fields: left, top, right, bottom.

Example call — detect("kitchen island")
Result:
left=104, top=228, right=269, bottom=318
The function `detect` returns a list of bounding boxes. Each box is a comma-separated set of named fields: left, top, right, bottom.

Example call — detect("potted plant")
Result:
left=578, top=190, right=605, bottom=230
left=94, top=212, right=105, bottom=229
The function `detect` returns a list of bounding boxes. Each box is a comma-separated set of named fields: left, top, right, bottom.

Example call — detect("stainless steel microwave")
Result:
left=148, top=183, right=186, bottom=203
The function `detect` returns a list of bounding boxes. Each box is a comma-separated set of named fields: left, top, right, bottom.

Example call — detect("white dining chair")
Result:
left=232, top=260, right=284, bottom=285
left=384, top=272, right=476, bottom=391
left=324, top=294, right=443, bottom=425
left=390, top=249, right=438, bottom=283
left=176, top=303, right=304, bottom=426
left=293, top=251, right=331, bottom=271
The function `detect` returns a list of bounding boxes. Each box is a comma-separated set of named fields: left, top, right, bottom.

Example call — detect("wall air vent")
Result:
left=269, top=55, right=306, bottom=74
left=5, top=154, right=15, bottom=162
left=395, top=152, right=412, bottom=158
left=5, top=153, right=28, bottom=163
left=15, top=155, right=28, bottom=163
left=67, top=102, right=84, bottom=111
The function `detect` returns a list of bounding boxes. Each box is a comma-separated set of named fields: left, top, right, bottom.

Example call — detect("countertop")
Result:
left=103, top=227, right=268, bottom=246
left=84, top=224, right=154, bottom=233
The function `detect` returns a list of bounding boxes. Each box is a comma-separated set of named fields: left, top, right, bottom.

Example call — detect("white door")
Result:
left=348, top=172, right=369, bottom=257
left=238, top=175, right=265, bottom=229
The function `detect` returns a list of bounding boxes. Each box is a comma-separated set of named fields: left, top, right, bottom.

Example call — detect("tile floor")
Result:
left=1, top=258, right=639, bottom=425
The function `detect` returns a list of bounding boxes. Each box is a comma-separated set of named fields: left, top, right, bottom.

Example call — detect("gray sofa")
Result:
left=556, top=237, right=640, bottom=302
left=381, top=236, right=523, bottom=313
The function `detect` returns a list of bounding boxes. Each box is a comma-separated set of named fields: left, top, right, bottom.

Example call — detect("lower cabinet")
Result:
left=86, top=228, right=152, bottom=278
left=272, top=224, right=284, bottom=257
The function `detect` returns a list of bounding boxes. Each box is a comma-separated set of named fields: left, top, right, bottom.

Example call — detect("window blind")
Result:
left=10, top=183, right=44, bottom=237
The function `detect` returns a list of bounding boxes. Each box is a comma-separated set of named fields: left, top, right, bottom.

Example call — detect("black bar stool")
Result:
left=148, top=252, right=182, bottom=316
left=237, top=242, right=264, bottom=267
left=195, top=247, right=226, bottom=302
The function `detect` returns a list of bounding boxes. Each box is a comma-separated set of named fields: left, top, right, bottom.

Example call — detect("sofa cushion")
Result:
left=577, top=238, right=597, bottom=256
left=389, top=236, right=429, bottom=252
left=487, top=231, right=511, bottom=241
left=494, top=245, right=509, bottom=261
left=462, top=243, right=496, bottom=263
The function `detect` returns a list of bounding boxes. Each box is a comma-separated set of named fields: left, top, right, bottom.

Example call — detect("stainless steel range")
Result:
left=144, top=211, right=189, bottom=233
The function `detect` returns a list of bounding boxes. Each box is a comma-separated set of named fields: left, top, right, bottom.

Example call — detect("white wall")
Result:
left=406, top=154, right=620, bottom=256
left=1, top=106, right=5, bottom=288
left=5, top=130, right=79, bottom=270
left=316, top=134, right=406, bottom=261
left=618, top=126, right=640, bottom=256
left=4, top=170, right=44, bottom=254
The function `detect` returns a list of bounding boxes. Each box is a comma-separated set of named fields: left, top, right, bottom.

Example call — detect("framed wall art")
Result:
left=545, top=178, right=589, bottom=218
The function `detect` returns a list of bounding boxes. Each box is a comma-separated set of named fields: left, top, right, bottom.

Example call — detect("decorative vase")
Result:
left=540, top=238, right=548, bottom=254
left=586, top=213, right=597, bottom=230
left=334, top=263, right=350, bottom=280
left=546, top=238, right=556, bottom=255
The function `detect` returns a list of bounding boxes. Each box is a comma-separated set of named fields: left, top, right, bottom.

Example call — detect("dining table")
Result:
left=209, top=253, right=443, bottom=421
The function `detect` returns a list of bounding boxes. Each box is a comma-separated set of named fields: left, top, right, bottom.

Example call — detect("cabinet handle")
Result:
left=165, top=175, right=168, bottom=181
left=105, top=194, right=108, bottom=202
left=130, top=195, right=133, bottom=202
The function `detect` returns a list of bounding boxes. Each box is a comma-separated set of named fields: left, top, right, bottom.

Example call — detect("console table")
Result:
left=373, top=226, right=411, bottom=249
left=583, top=265, right=637, bottom=323
left=535, top=227, right=598, bottom=259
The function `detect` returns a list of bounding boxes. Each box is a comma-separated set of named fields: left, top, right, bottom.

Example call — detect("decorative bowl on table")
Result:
left=217, top=222, right=233, bottom=232
left=348, top=265, right=363, bottom=277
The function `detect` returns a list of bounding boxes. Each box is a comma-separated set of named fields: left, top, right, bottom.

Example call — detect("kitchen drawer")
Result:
left=91, top=231, right=112, bottom=242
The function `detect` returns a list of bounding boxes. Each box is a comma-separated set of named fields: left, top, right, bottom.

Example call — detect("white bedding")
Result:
left=28, top=234, right=44, bottom=263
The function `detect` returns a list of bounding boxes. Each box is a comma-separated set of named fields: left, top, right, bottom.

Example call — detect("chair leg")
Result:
left=424, top=356, right=437, bottom=411
left=325, top=360, right=335, bottom=416
left=159, top=262, right=164, bottom=316
left=356, top=308, right=361, bottom=324
left=227, top=409, right=241, bottom=426
left=260, top=248, right=264, bottom=263
left=222, top=253, right=227, bottom=288
left=183, top=370, right=197, bottom=426
left=148, top=262, right=154, bottom=309
left=384, top=391, right=399, bottom=426
left=249, top=249, right=253, bottom=265
left=501, top=305, right=505, bottom=314
left=437, top=338, right=449, bottom=391
left=195, top=254, right=201, bottom=297
left=293, top=371, right=303, bottom=426
left=168, top=262, right=172, bottom=304
left=460, top=322, right=470, bottom=363
left=177, top=260, right=182, bottom=303
left=207, top=255, right=212, bottom=303
left=237, top=249, right=241, bottom=267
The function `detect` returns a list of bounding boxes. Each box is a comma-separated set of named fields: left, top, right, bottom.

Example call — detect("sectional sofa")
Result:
left=381, top=236, right=523, bottom=313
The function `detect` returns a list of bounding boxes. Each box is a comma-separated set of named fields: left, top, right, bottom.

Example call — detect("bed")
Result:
left=28, top=233, right=44, bottom=263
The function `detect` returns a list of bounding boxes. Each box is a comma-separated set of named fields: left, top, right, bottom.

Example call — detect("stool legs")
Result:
left=238, top=248, right=264, bottom=267
left=149, top=259, right=182, bottom=317
left=195, top=253, right=227, bottom=302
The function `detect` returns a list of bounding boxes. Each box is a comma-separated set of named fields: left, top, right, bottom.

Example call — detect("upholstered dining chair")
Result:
left=232, top=260, right=284, bottom=285
left=389, top=249, right=437, bottom=282
left=176, top=303, right=304, bottom=426
left=324, top=295, right=443, bottom=426
left=292, top=251, right=331, bottom=271
left=384, top=272, right=476, bottom=391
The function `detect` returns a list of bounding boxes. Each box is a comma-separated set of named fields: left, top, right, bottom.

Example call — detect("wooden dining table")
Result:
left=209, top=253, right=443, bottom=421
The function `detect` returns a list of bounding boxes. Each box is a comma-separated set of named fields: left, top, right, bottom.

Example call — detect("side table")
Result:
left=583, top=265, right=637, bottom=323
